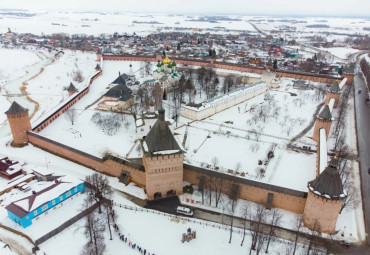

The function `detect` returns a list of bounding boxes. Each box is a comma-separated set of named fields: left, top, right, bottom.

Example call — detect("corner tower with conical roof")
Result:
left=303, top=157, right=346, bottom=233
left=5, top=101, right=32, bottom=146
left=312, top=105, right=333, bottom=142
left=142, top=108, right=184, bottom=199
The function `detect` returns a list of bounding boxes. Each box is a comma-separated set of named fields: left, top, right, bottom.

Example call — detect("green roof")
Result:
left=167, top=63, right=172, bottom=68
left=172, top=61, right=176, bottom=66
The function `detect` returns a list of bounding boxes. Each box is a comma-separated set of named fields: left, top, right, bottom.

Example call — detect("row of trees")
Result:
left=81, top=173, right=114, bottom=255
left=198, top=178, right=327, bottom=255
left=360, top=57, right=370, bottom=91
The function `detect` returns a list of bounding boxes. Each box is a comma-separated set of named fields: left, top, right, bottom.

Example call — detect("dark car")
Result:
left=368, top=168, right=370, bottom=174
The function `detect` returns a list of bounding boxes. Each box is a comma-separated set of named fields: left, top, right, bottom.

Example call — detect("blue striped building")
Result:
left=5, top=176, right=85, bottom=228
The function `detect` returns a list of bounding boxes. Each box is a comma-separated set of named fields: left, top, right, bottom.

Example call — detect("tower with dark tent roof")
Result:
left=325, top=82, right=341, bottom=108
left=141, top=108, right=184, bottom=199
left=303, top=156, right=346, bottom=233
left=312, top=104, right=333, bottom=142
left=5, top=101, right=32, bottom=146
left=67, top=82, right=77, bottom=96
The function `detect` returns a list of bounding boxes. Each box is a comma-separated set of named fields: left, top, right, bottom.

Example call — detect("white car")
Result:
left=176, top=206, right=194, bottom=217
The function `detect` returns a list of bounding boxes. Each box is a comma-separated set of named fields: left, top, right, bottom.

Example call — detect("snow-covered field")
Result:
left=27, top=50, right=96, bottom=124
left=0, top=48, right=45, bottom=125
left=318, top=47, right=360, bottom=60
left=0, top=12, right=257, bottom=36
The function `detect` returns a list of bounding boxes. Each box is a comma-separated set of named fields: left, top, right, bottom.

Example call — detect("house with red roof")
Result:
left=0, top=157, right=23, bottom=180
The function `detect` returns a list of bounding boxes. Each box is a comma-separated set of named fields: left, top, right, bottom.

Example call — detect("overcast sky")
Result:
left=1, top=0, right=369, bottom=17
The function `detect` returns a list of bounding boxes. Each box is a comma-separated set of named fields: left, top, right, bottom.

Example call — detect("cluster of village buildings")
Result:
left=0, top=27, right=356, bottom=76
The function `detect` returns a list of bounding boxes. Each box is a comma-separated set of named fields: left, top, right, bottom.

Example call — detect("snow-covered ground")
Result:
left=0, top=12, right=256, bottom=36
left=0, top=48, right=48, bottom=125
left=318, top=47, right=360, bottom=60
left=27, top=50, right=96, bottom=125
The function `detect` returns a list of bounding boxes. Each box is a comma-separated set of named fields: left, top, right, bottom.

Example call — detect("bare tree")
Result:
left=66, top=109, right=77, bottom=125
left=211, top=156, right=219, bottom=169
left=81, top=210, right=106, bottom=255
left=85, top=173, right=113, bottom=213
left=152, top=83, right=162, bottom=110
left=249, top=204, right=267, bottom=255
left=305, top=220, right=322, bottom=255
left=265, top=208, right=281, bottom=253
left=73, top=69, right=84, bottom=83
left=214, top=177, right=223, bottom=208
left=198, top=175, right=206, bottom=204
left=340, top=181, right=360, bottom=213
left=145, top=62, right=152, bottom=75
left=240, top=205, right=250, bottom=246
left=292, top=215, right=303, bottom=255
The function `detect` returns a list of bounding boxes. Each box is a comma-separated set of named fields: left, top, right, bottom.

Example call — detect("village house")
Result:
left=0, top=157, right=23, bottom=180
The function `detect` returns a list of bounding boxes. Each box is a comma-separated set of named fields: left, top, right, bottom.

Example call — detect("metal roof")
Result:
left=308, top=157, right=345, bottom=200
left=317, top=105, right=332, bottom=121
left=143, top=109, right=181, bottom=155
left=5, top=101, right=28, bottom=115
left=328, top=82, right=341, bottom=93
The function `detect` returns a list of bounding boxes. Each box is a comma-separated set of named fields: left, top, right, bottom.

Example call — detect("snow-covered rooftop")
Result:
left=319, top=128, right=328, bottom=174
left=6, top=176, right=83, bottom=218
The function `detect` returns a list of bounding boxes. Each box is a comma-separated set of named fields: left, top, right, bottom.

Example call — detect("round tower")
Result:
left=312, top=105, right=332, bottom=142
left=142, top=109, right=184, bottom=200
left=303, top=157, right=346, bottom=233
left=5, top=101, right=32, bottom=146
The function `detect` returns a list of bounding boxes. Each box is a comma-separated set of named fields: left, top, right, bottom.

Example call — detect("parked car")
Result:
left=339, top=240, right=351, bottom=247
left=176, top=206, right=193, bottom=217
left=368, top=168, right=370, bottom=174
left=358, top=89, right=362, bottom=94
left=366, top=98, right=370, bottom=104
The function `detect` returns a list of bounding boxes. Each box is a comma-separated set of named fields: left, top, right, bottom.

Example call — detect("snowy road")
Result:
left=354, top=65, right=370, bottom=246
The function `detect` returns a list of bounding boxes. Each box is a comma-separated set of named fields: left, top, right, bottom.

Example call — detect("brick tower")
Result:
left=142, top=108, right=184, bottom=200
left=96, top=49, right=102, bottom=62
left=5, top=101, right=32, bottom=146
left=312, top=105, right=332, bottom=142
left=325, top=82, right=341, bottom=108
left=67, top=82, right=77, bottom=96
left=303, top=157, right=345, bottom=233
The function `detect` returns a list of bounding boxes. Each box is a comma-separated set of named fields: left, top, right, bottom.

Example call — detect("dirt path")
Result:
left=0, top=233, right=33, bottom=255
left=20, top=55, right=55, bottom=119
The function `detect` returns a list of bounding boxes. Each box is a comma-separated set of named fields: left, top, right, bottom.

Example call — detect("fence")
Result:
left=34, top=198, right=111, bottom=246
left=112, top=202, right=326, bottom=248
left=113, top=202, right=243, bottom=234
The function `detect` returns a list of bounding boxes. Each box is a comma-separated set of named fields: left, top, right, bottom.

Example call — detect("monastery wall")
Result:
left=102, top=54, right=352, bottom=84
left=27, top=132, right=146, bottom=186
left=183, top=165, right=307, bottom=214
left=32, top=70, right=102, bottom=133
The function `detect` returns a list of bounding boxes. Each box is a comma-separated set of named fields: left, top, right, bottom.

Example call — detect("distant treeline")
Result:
left=306, top=24, right=330, bottom=28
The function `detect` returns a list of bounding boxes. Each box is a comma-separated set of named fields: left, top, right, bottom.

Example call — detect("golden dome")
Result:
left=163, top=56, right=171, bottom=65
